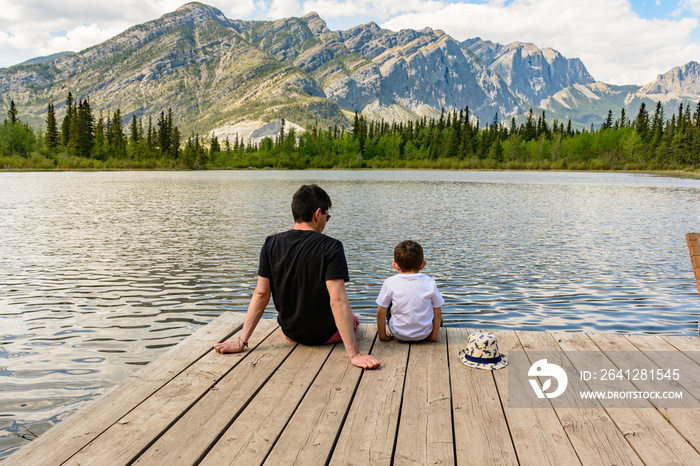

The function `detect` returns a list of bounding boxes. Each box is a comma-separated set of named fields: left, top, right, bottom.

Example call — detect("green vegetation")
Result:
left=1, top=93, right=186, bottom=169
left=2, top=95, right=700, bottom=173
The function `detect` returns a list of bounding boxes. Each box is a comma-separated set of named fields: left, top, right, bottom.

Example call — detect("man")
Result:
left=214, top=184, right=380, bottom=370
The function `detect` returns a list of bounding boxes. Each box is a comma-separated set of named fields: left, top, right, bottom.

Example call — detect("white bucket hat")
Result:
left=458, top=332, right=508, bottom=370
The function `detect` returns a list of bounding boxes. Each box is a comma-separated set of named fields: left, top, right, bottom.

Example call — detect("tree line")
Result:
left=209, top=103, right=700, bottom=170
left=1, top=93, right=192, bottom=168
left=2, top=93, right=700, bottom=171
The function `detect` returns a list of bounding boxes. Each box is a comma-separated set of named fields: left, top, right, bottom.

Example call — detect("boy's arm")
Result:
left=327, top=279, right=381, bottom=370
left=428, top=306, right=442, bottom=342
left=214, top=276, right=270, bottom=353
left=376, top=306, right=393, bottom=341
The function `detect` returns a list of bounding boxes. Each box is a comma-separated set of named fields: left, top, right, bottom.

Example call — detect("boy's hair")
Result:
left=394, top=240, right=424, bottom=272
left=291, top=184, right=332, bottom=222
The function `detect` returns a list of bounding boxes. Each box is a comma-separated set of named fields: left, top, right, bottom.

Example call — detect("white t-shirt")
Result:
left=376, top=273, right=445, bottom=341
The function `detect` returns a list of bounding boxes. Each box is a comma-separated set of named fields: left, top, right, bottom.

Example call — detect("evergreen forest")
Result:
left=2, top=93, right=700, bottom=173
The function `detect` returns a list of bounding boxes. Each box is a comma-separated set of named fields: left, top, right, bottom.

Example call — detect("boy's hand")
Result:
left=427, top=334, right=439, bottom=342
left=379, top=332, right=393, bottom=341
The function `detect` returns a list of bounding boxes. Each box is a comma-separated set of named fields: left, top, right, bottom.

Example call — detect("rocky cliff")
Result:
left=637, top=61, right=700, bottom=102
left=464, top=38, right=594, bottom=106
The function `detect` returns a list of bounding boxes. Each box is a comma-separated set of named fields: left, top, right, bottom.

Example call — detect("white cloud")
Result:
left=268, top=0, right=305, bottom=19
left=679, top=0, right=700, bottom=15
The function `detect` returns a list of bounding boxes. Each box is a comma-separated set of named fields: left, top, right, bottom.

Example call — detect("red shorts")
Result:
left=284, top=313, right=360, bottom=344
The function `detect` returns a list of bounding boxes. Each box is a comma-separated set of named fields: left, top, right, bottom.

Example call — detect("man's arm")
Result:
left=428, top=306, right=442, bottom=342
left=214, top=276, right=271, bottom=354
left=326, top=279, right=380, bottom=369
left=376, top=306, right=393, bottom=341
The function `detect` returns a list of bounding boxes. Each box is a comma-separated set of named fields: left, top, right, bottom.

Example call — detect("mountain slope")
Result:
left=0, top=4, right=525, bottom=131
left=0, top=3, right=348, bottom=133
left=539, top=80, right=700, bottom=128
left=338, top=25, right=524, bottom=121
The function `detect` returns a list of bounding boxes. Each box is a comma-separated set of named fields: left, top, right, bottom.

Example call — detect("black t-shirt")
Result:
left=258, top=229, right=350, bottom=345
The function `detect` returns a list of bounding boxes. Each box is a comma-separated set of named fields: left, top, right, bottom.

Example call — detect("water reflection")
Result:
left=1, top=170, right=700, bottom=459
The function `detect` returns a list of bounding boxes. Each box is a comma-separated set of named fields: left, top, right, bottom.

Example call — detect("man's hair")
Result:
left=291, top=184, right=332, bottom=222
left=394, top=240, right=424, bottom=272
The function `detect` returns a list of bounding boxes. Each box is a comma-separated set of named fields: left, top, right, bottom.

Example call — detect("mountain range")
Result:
left=2, top=2, right=700, bottom=140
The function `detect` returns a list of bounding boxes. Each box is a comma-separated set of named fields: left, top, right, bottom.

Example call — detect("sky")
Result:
left=1, top=0, right=699, bottom=86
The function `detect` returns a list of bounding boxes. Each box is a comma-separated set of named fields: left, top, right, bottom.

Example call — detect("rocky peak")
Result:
left=171, top=2, right=233, bottom=28
left=462, top=38, right=502, bottom=64
left=464, top=38, right=594, bottom=105
left=638, top=61, right=700, bottom=98
left=338, top=22, right=432, bottom=59
left=301, top=12, right=331, bottom=35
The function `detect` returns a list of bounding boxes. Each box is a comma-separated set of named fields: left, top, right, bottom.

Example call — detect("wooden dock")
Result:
left=6, top=312, right=700, bottom=465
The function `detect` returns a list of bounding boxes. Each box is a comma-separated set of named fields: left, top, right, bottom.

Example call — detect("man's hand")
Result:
left=350, top=353, right=381, bottom=369
left=327, top=279, right=381, bottom=369
left=214, top=339, right=246, bottom=354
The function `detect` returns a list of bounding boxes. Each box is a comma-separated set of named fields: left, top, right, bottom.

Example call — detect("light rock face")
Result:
left=210, top=119, right=306, bottom=145
left=464, top=38, right=594, bottom=105
left=637, top=61, right=700, bottom=101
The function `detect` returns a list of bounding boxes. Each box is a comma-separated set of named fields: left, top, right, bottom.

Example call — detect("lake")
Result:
left=1, top=169, right=700, bottom=459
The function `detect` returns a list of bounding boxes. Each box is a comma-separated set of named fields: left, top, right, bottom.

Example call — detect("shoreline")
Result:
left=3, top=166, right=700, bottom=180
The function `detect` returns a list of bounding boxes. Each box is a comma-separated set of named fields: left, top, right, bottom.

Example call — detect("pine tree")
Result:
left=7, top=100, right=18, bottom=124
left=129, top=115, right=141, bottom=146
left=602, top=110, right=613, bottom=130
left=109, top=108, right=126, bottom=158
left=210, top=134, right=221, bottom=155
left=619, top=108, right=627, bottom=128
left=633, top=103, right=650, bottom=141
left=524, top=109, right=536, bottom=141
left=94, top=111, right=106, bottom=160
left=171, top=125, right=180, bottom=160
left=146, top=116, right=154, bottom=152
left=61, top=92, right=74, bottom=148
left=157, top=110, right=171, bottom=156
left=68, top=98, right=94, bottom=157
left=651, top=102, right=664, bottom=147
left=45, top=100, right=59, bottom=152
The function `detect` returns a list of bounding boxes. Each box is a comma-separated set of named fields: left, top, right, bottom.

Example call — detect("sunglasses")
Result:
left=323, top=211, right=331, bottom=221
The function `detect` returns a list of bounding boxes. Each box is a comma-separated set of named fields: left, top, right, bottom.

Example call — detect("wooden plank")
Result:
left=263, top=325, right=376, bottom=465
left=393, top=328, right=453, bottom=465
left=447, top=327, right=518, bottom=465
left=64, top=319, right=281, bottom=466
left=128, top=323, right=290, bottom=465
left=662, top=335, right=700, bottom=364
left=4, top=312, right=246, bottom=466
left=626, top=334, right=700, bottom=401
left=554, top=331, right=700, bottom=465
left=588, top=333, right=700, bottom=454
left=516, top=330, right=643, bottom=465
left=491, top=329, right=582, bottom=466
left=329, top=332, right=410, bottom=465
left=198, top=343, right=334, bottom=465
left=687, top=233, right=700, bottom=299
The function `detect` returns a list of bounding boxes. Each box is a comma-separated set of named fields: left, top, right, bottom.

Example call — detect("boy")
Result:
left=376, top=240, right=444, bottom=342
